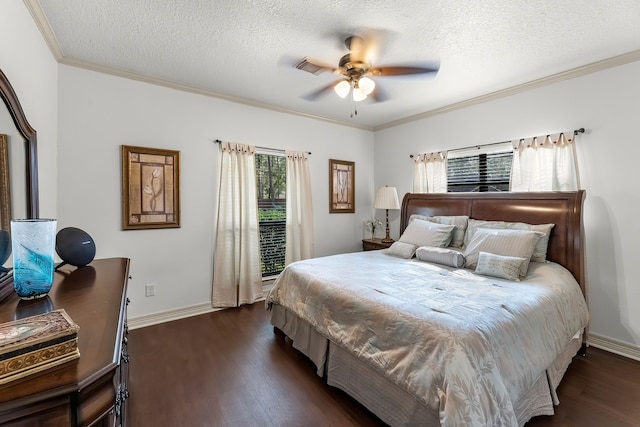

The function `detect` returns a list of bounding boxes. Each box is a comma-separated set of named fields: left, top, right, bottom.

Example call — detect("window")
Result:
left=447, top=143, right=512, bottom=192
left=255, top=152, right=286, bottom=277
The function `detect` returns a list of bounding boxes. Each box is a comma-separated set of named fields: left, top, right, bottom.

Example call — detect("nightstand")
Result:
left=362, top=238, right=394, bottom=251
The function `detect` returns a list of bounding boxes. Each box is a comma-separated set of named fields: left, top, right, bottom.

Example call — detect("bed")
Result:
left=266, top=191, right=589, bottom=427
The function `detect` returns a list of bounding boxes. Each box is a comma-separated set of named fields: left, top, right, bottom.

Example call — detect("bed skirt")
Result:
left=270, top=304, right=583, bottom=427
left=270, top=302, right=328, bottom=376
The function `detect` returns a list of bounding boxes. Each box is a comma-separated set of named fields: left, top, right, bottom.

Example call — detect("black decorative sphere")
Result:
left=55, top=227, right=96, bottom=268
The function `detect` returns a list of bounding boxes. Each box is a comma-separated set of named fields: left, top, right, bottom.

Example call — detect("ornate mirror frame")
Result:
left=0, top=68, right=39, bottom=219
left=0, top=134, right=10, bottom=230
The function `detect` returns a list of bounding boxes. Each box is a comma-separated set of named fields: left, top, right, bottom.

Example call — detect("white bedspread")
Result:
left=266, top=250, right=589, bottom=427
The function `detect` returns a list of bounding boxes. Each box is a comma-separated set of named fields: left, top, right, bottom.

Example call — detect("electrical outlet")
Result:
left=145, top=283, right=156, bottom=297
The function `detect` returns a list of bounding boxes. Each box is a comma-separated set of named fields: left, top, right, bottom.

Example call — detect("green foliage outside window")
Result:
left=255, top=153, right=286, bottom=277
left=258, top=207, right=285, bottom=221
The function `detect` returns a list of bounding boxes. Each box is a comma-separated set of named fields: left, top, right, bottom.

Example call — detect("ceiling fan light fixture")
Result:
left=298, top=34, right=439, bottom=105
left=352, top=86, right=367, bottom=102
left=334, top=80, right=350, bottom=98
left=358, top=77, right=375, bottom=95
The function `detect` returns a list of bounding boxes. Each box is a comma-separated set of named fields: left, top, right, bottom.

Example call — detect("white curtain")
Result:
left=212, top=142, right=262, bottom=307
left=413, top=151, right=447, bottom=193
left=510, top=132, right=579, bottom=191
left=285, top=150, right=314, bottom=265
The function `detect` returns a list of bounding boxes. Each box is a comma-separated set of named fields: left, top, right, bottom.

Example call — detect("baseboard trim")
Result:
left=128, top=302, right=223, bottom=330
left=588, top=333, right=640, bottom=362
left=128, top=295, right=269, bottom=330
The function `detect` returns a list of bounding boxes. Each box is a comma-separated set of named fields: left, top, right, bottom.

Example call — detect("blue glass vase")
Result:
left=11, top=219, right=57, bottom=299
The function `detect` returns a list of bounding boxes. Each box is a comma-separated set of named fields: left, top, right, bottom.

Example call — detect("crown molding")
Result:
left=25, top=0, right=640, bottom=133
left=374, top=49, right=640, bottom=131
left=23, top=0, right=63, bottom=61
left=59, top=57, right=374, bottom=131
left=60, top=48, right=640, bottom=134
left=24, top=0, right=372, bottom=131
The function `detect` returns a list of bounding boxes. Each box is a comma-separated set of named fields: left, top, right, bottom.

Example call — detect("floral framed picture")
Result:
left=121, top=145, right=180, bottom=230
left=329, top=159, right=355, bottom=213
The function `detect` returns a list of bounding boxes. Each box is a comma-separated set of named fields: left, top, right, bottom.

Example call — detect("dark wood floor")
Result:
left=128, top=303, right=640, bottom=427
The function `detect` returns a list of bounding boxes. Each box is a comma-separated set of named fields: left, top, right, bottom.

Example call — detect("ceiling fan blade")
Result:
left=293, top=57, right=337, bottom=75
left=369, top=64, right=439, bottom=77
left=302, top=80, right=342, bottom=101
left=344, top=34, right=380, bottom=66
left=344, top=35, right=365, bottom=53
left=338, top=28, right=394, bottom=62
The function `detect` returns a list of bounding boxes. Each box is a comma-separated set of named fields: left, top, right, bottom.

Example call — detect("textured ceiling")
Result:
left=30, top=0, right=640, bottom=129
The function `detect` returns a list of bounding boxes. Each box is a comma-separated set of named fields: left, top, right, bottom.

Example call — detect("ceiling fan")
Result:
left=294, top=35, right=439, bottom=103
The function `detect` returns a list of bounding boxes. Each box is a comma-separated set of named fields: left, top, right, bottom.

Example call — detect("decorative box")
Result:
left=0, top=309, right=80, bottom=384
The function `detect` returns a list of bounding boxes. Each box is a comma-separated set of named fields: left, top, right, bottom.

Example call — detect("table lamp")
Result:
left=374, top=186, right=400, bottom=243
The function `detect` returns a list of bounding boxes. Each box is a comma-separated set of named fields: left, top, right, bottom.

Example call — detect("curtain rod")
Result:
left=409, top=127, right=585, bottom=158
left=213, top=139, right=311, bottom=155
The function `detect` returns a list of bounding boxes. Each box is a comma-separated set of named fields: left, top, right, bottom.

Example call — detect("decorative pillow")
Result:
left=474, top=251, right=527, bottom=281
left=465, top=219, right=555, bottom=262
left=386, top=241, right=418, bottom=259
left=463, top=228, right=543, bottom=277
left=399, top=219, right=455, bottom=248
left=415, top=246, right=465, bottom=268
left=409, top=215, right=469, bottom=248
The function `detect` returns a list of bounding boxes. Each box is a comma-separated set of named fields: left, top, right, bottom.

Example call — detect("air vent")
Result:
left=294, top=58, right=325, bottom=75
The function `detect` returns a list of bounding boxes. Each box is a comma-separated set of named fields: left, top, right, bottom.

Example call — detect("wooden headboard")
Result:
left=400, top=191, right=586, bottom=296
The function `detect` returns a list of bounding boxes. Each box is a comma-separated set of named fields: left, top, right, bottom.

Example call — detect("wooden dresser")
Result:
left=0, top=258, right=130, bottom=426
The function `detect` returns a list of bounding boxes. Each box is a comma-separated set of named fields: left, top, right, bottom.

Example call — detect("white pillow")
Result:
left=409, top=215, right=469, bottom=248
left=465, top=219, right=554, bottom=263
left=474, top=252, right=527, bottom=281
left=386, top=241, right=417, bottom=259
left=415, top=246, right=465, bottom=268
left=463, top=228, right=543, bottom=277
left=399, top=219, right=455, bottom=248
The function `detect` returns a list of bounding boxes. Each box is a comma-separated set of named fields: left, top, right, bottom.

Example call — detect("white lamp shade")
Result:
left=352, top=86, right=367, bottom=102
left=358, top=77, right=375, bottom=95
left=374, top=186, right=400, bottom=209
left=334, top=80, right=350, bottom=98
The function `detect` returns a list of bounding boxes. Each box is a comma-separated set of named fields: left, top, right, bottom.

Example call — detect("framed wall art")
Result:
left=329, top=158, right=355, bottom=213
left=121, top=145, right=180, bottom=230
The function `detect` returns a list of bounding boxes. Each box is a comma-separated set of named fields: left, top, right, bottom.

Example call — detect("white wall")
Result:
left=0, top=0, right=58, bottom=219
left=56, top=66, right=374, bottom=318
left=4, top=0, right=639, bottom=355
left=375, top=59, right=640, bottom=350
